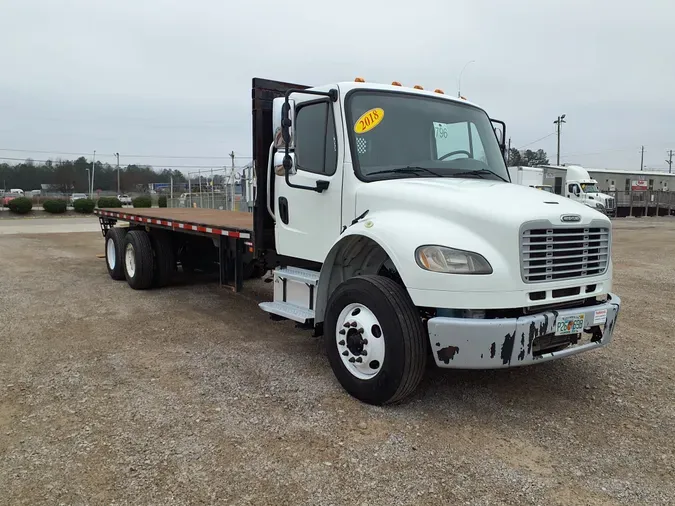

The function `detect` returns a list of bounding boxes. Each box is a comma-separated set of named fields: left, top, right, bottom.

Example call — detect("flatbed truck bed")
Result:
left=95, top=208, right=253, bottom=238
left=95, top=207, right=258, bottom=292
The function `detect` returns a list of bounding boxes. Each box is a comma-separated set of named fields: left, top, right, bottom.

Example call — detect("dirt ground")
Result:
left=1, top=218, right=674, bottom=505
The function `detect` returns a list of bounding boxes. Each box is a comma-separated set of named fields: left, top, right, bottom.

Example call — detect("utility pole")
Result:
left=553, top=115, right=566, bottom=165
left=640, top=145, right=644, bottom=171
left=666, top=150, right=673, bottom=174
left=91, top=150, right=96, bottom=198
left=114, top=152, right=120, bottom=194
left=230, top=151, right=236, bottom=211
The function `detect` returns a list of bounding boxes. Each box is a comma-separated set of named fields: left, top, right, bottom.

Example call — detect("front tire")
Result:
left=123, top=230, right=155, bottom=290
left=105, top=228, right=126, bottom=280
left=325, top=275, right=427, bottom=405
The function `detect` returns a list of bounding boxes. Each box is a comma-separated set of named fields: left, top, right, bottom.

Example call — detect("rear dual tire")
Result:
left=105, top=228, right=127, bottom=280
left=123, top=230, right=155, bottom=290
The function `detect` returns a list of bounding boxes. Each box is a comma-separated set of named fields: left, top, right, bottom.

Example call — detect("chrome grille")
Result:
left=521, top=227, right=610, bottom=283
left=605, top=197, right=615, bottom=209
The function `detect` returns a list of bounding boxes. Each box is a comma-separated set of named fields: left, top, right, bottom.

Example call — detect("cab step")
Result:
left=259, top=302, right=315, bottom=324
left=258, top=267, right=320, bottom=324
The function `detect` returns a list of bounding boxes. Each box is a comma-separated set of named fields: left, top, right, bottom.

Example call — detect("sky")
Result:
left=1, top=0, right=673, bottom=174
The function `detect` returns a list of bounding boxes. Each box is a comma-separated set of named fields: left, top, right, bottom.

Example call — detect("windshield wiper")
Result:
left=450, top=169, right=508, bottom=182
left=368, top=166, right=443, bottom=177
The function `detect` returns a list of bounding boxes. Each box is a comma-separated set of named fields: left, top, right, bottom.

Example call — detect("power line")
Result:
left=0, top=156, right=249, bottom=169
left=560, top=147, right=642, bottom=158
left=0, top=147, right=252, bottom=160
left=516, top=132, right=556, bottom=150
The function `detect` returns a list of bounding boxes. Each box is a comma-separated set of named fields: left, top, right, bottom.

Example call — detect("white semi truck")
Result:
left=509, top=165, right=616, bottom=215
left=95, top=77, right=621, bottom=405
left=542, top=165, right=616, bottom=216
left=560, top=165, right=617, bottom=216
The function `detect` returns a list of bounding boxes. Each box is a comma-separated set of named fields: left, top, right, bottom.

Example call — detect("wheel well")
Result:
left=315, top=235, right=403, bottom=324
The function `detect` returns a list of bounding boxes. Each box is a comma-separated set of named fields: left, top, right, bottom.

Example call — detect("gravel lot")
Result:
left=1, top=218, right=674, bottom=505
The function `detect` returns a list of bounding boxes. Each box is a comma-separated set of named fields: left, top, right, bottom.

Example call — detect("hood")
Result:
left=355, top=178, right=608, bottom=228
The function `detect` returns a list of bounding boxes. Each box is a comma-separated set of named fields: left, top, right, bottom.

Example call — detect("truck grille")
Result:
left=521, top=227, right=610, bottom=283
left=605, top=197, right=615, bottom=209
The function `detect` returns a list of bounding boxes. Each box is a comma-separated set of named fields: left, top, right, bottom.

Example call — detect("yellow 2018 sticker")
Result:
left=354, top=108, right=384, bottom=134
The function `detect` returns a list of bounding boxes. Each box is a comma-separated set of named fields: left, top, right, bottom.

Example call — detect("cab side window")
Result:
left=294, top=102, right=337, bottom=175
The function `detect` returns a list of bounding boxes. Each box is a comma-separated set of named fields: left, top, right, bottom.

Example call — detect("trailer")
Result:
left=96, top=77, right=621, bottom=405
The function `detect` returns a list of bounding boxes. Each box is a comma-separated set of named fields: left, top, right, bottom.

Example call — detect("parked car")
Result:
left=70, top=193, right=88, bottom=204
left=117, top=194, right=132, bottom=205
left=2, top=192, right=21, bottom=207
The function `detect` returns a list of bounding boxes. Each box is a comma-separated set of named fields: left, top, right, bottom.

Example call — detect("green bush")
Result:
left=43, top=199, right=67, bottom=214
left=97, top=196, right=123, bottom=208
left=7, top=197, right=33, bottom=214
left=158, top=195, right=167, bottom=208
left=132, top=196, right=152, bottom=208
left=73, top=198, right=95, bottom=214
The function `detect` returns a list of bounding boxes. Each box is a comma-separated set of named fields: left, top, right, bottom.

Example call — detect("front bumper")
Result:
left=427, top=294, right=621, bottom=369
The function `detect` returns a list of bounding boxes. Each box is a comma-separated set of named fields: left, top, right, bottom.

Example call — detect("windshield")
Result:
left=580, top=183, right=599, bottom=193
left=346, top=90, right=508, bottom=181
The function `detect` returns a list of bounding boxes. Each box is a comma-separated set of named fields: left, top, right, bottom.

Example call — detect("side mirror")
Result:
left=272, top=97, right=296, bottom=150
left=272, top=97, right=295, bottom=150
left=273, top=151, right=295, bottom=176
left=490, top=118, right=507, bottom=158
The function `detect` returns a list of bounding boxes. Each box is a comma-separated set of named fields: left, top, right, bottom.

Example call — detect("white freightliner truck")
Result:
left=95, top=78, right=621, bottom=405
left=540, top=164, right=616, bottom=216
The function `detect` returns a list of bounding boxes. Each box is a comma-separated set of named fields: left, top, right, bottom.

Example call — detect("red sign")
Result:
left=631, top=180, right=648, bottom=190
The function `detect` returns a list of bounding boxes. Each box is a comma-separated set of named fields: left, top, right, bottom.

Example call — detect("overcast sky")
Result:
left=1, top=0, right=673, bottom=173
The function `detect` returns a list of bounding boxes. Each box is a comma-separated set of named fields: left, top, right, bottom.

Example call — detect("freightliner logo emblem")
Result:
left=560, top=214, right=581, bottom=222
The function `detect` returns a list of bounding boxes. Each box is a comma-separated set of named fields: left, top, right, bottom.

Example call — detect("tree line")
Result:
left=0, top=157, right=187, bottom=193
left=507, top=149, right=550, bottom=167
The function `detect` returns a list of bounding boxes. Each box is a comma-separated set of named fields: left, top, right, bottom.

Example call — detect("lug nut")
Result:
left=349, top=357, right=356, bottom=363
left=343, top=323, right=351, bottom=328
left=355, top=357, right=363, bottom=363
left=350, top=322, right=358, bottom=327
left=339, top=329, right=346, bottom=335
left=338, top=340, right=345, bottom=346
left=342, top=350, right=349, bottom=356
left=362, top=339, right=368, bottom=345
left=361, top=350, right=367, bottom=356
left=358, top=328, right=364, bottom=334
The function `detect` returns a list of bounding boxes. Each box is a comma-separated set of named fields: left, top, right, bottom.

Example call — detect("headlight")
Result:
left=415, top=245, right=492, bottom=274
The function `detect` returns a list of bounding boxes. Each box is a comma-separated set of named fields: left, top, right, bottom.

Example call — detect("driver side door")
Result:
left=274, top=98, right=343, bottom=263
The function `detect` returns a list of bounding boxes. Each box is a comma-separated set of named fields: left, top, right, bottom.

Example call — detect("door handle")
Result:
left=278, top=197, right=289, bottom=224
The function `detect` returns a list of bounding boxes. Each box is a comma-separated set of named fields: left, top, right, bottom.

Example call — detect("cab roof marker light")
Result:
left=355, top=77, right=365, bottom=83
left=391, top=81, right=402, bottom=86
left=413, top=85, right=424, bottom=90
left=434, top=89, right=444, bottom=94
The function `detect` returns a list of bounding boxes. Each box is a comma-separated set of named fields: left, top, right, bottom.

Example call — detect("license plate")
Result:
left=555, top=314, right=585, bottom=336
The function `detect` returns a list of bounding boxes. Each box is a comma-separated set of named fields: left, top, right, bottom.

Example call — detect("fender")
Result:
left=314, top=209, right=508, bottom=323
